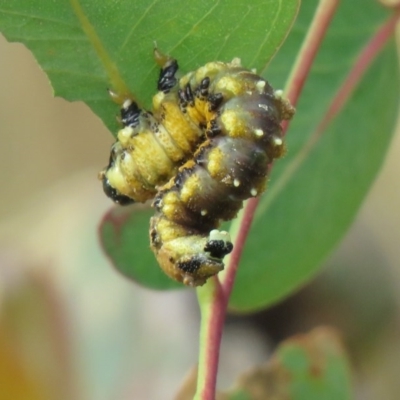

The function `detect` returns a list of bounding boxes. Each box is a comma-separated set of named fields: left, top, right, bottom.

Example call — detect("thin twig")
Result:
left=194, top=278, right=226, bottom=400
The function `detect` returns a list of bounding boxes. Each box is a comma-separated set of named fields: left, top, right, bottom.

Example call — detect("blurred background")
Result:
left=1, top=32, right=400, bottom=400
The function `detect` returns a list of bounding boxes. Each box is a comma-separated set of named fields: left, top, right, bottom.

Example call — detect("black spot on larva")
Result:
left=177, top=257, right=202, bottom=273
left=153, top=195, right=163, bottom=210
left=194, top=142, right=211, bottom=166
left=204, top=240, right=233, bottom=259
left=150, top=228, right=161, bottom=248
left=201, top=77, right=210, bottom=89
left=178, top=88, right=188, bottom=108
left=207, top=119, right=222, bottom=137
left=208, top=93, right=223, bottom=111
left=199, top=77, right=210, bottom=97
left=185, top=83, right=194, bottom=106
left=174, top=166, right=195, bottom=188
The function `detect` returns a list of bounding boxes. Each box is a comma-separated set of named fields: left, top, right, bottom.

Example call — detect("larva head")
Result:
left=101, top=174, right=135, bottom=205
left=99, top=143, right=135, bottom=206
left=178, top=230, right=233, bottom=286
left=150, top=217, right=233, bottom=286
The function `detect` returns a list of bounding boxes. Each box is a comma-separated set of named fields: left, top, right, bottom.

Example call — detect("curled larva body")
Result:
left=100, top=50, right=295, bottom=286
left=151, top=90, right=294, bottom=286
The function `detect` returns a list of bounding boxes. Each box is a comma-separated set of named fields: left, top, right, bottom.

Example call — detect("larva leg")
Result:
left=197, top=77, right=211, bottom=99
left=178, top=83, right=195, bottom=107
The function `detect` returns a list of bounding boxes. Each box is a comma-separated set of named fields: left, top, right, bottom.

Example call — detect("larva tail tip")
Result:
left=153, top=46, right=172, bottom=68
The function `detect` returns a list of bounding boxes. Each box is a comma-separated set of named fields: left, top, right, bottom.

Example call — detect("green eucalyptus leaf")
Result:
left=225, top=328, right=352, bottom=400
left=99, top=204, right=181, bottom=289
left=274, top=328, right=352, bottom=400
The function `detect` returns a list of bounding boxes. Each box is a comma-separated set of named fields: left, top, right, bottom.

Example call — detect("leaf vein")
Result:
left=117, top=0, right=160, bottom=55
left=250, top=1, right=282, bottom=66
left=0, top=8, right=77, bottom=28
left=168, top=0, right=222, bottom=54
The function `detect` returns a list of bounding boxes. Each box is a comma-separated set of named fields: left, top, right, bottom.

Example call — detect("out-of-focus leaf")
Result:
left=174, top=328, right=352, bottom=400
left=0, top=330, right=50, bottom=400
left=0, top=266, right=75, bottom=400
left=226, top=327, right=352, bottom=400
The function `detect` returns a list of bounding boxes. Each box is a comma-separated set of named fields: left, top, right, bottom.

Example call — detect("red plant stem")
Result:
left=285, top=0, right=340, bottom=109
left=195, top=279, right=227, bottom=400
left=222, top=0, right=339, bottom=297
left=318, top=7, right=400, bottom=133
left=195, top=200, right=262, bottom=400
left=221, top=197, right=261, bottom=296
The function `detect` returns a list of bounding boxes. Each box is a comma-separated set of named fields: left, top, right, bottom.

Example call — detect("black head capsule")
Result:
left=102, top=177, right=135, bottom=205
left=121, top=100, right=141, bottom=128
left=157, top=59, right=179, bottom=93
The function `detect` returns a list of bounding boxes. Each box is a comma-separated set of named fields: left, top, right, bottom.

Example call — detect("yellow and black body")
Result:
left=100, top=50, right=295, bottom=286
